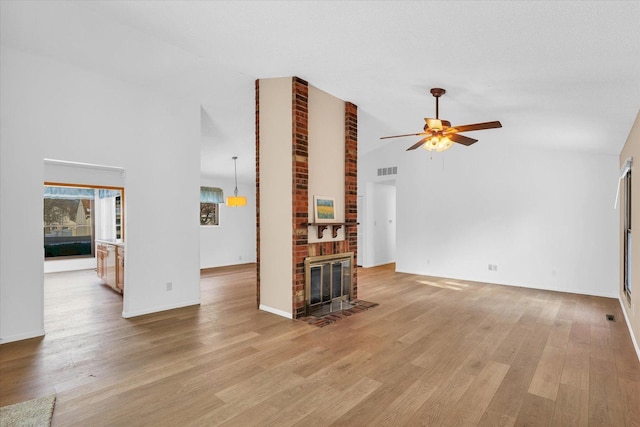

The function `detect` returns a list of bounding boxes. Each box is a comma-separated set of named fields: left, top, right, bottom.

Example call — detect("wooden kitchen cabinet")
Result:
left=96, top=240, right=124, bottom=294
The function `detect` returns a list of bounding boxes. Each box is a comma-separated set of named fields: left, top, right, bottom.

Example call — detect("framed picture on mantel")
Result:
left=314, top=195, right=335, bottom=223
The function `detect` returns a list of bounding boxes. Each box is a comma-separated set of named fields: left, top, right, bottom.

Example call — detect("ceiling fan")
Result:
left=381, top=88, right=502, bottom=152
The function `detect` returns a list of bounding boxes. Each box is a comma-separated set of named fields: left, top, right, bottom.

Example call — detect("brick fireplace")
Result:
left=256, top=76, right=358, bottom=319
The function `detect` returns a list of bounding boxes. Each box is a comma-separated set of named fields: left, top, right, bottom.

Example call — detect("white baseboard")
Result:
left=0, top=329, right=45, bottom=345
left=259, top=304, right=293, bottom=319
left=618, top=298, right=640, bottom=363
left=122, top=299, right=201, bottom=318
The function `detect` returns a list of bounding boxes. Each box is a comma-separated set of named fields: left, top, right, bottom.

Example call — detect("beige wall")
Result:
left=258, top=77, right=294, bottom=317
left=619, top=110, right=640, bottom=360
left=308, top=85, right=346, bottom=243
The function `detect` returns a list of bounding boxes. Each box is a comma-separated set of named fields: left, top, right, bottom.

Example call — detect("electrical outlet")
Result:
left=166, top=282, right=172, bottom=291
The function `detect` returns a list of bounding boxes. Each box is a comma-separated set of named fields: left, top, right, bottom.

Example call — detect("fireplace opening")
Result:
left=304, top=252, right=354, bottom=317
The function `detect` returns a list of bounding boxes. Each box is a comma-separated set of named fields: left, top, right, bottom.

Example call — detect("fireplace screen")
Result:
left=305, top=252, right=354, bottom=316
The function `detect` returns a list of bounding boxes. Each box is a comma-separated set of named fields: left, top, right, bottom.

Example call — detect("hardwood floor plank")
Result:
left=477, top=410, right=516, bottom=427
left=444, top=360, right=510, bottom=426
left=589, top=356, right=626, bottom=426
left=546, top=318, right=572, bottom=349
left=291, top=376, right=382, bottom=427
left=514, top=393, right=555, bottom=426
left=551, top=383, right=588, bottom=427
left=528, top=344, right=565, bottom=400
left=404, top=364, right=476, bottom=426
left=485, top=323, right=552, bottom=418
left=560, top=339, right=590, bottom=391
left=619, top=377, right=640, bottom=427
left=367, top=377, right=437, bottom=426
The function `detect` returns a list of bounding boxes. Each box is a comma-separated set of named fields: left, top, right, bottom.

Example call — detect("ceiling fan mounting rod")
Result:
left=430, top=88, right=446, bottom=119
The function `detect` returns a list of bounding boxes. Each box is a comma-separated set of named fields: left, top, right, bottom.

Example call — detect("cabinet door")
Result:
left=97, top=245, right=107, bottom=280
left=106, top=245, right=116, bottom=289
left=116, top=247, right=125, bottom=292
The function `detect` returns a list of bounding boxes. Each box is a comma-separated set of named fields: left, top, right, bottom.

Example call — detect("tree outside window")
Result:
left=200, top=187, right=223, bottom=226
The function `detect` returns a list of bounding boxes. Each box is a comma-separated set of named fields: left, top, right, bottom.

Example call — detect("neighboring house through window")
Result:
left=44, top=185, right=95, bottom=258
left=200, top=186, right=223, bottom=226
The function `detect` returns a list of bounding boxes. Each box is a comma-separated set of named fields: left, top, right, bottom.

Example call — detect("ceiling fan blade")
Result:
left=425, top=118, right=443, bottom=130
left=441, top=120, right=451, bottom=128
left=380, top=132, right=425, bottom=140
left=449, top=133, right=478, bottom=146
left=452, top=121, right=502, bottom=133
left=406, top=137, right=429, bottom=151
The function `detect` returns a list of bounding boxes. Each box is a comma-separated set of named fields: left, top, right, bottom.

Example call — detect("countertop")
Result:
left=96, top=239, right=125, bottom=247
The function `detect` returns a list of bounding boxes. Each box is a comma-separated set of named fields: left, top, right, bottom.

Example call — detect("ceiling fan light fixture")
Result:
left=422, top=135, right=453, bottom=152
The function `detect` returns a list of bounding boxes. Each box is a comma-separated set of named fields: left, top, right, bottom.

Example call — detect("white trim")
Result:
left=0, top=329, right=45, bottom=345
left=44, top=158, right=125, bottom=174
left=614, top=157, right=633, bottom=208
left=618, top=298, right=640, bottom=363
left=122, top=299, right=200, bottom=318
left=259, top=304, right=293, bottom=319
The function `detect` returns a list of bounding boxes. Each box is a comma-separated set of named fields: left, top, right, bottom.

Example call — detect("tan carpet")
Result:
left=0, top=394, right=56, bottom=427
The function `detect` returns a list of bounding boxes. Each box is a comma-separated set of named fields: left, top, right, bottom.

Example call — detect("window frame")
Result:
left=200, top=186, right=223, bottom=226
left=623, top=168, right=632, bottom=304
left=44, top=182, right=125, bottom=260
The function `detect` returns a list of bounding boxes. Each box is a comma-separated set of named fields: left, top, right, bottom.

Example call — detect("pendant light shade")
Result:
left=226, top=156, right=247, bottom=207
left=226, top=195, right=247, bottom=207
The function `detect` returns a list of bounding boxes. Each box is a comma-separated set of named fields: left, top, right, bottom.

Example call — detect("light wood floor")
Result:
left=1, top=264, right=639, bottom=426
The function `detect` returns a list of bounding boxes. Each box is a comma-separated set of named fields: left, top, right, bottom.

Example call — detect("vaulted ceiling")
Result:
left=2, top=1, right=639, bottom=181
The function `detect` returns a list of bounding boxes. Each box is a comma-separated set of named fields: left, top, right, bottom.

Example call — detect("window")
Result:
left=44, top=185, right=95, bottom=258
left=623, top=166, right=632, bottom=303
left=44, top=184, right=124, bottom=259
left=200, top=187, right=223, bottom=226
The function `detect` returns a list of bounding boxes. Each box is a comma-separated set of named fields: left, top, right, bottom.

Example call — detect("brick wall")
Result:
left=345, top=101, right=358, bottom=299
left=292, top=77, right=310, bottom=318
left=255, top=79, right=261, bottom=309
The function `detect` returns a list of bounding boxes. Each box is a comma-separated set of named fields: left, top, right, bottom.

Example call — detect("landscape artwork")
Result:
left=314, top=196, right=335, bottom=223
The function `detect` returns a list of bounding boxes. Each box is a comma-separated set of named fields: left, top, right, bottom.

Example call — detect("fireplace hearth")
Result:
left=304, top=252, right=354, bottom=317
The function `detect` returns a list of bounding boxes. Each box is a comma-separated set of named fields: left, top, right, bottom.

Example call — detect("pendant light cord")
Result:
left=232, top=156, right=239, bottom=197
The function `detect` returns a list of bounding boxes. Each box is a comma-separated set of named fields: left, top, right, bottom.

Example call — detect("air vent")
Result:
left=377, top=166, right=398, bottom=176
left=606, top=314, right=615, bottom=322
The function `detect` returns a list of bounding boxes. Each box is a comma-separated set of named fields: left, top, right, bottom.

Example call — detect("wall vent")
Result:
left=377, top=166, right=398, bottom=176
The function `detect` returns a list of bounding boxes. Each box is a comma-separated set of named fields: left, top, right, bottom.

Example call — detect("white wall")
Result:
left=200, top=176, right=256, bottom=269
left=258, top=77, right=294, bottom=317
left=308, top=85, right=345, bottom=242
left=0, top=47, right=201, bottom=343
left=359, top=139, right=619, bottom=297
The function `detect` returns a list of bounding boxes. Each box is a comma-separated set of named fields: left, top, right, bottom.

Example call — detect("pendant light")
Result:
left=226, top=156, right=247, bottom=207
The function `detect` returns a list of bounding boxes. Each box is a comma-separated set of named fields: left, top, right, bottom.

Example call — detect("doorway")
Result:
left=42, top=159, right=126, bottom=332
left=363, top=181, right=396, bottom=267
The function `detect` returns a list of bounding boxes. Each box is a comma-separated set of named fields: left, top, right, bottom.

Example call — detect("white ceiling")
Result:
left=2, top=1, right=639, bottom=181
